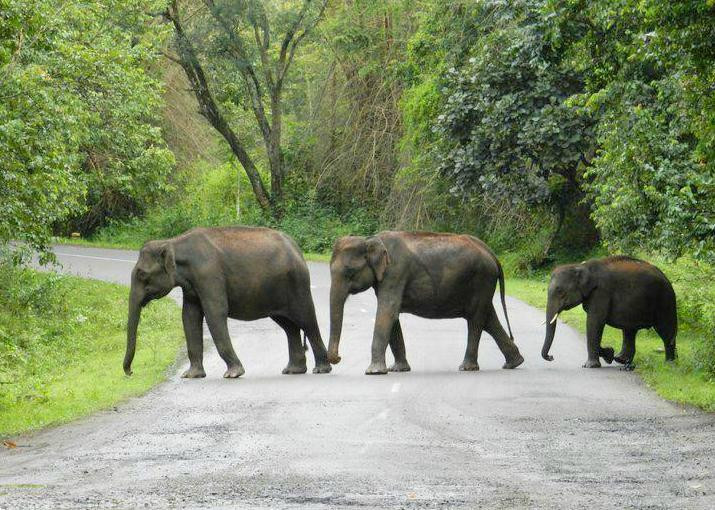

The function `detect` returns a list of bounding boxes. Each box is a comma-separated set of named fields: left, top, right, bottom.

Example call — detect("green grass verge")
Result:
left=506, top=276, right=715, bottom=412
left=0, top=269, right=183, bottom=437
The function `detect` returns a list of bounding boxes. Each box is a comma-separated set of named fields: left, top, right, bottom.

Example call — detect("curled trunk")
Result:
left=124, top=288, right=143, bottom=375
left=327, top=284, right=347, bottom=364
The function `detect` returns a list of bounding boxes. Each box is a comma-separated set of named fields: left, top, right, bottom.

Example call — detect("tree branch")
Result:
left=203, top=0, right=272, bottom=143
left=165, top=0, right=271, bottom=211
left=277, top=0, right=328, bottom=89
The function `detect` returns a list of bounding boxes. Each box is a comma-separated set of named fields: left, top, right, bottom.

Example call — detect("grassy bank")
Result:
left=0, top=266, right=183, bottom=437
left=505, top=262, right=715, bottom=412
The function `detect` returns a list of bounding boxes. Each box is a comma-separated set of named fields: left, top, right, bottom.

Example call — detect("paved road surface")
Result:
left=0, top=245, right=713, bottom=509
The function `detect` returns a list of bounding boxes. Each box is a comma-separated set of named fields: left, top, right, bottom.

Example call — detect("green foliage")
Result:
left=0, top=0, right=174, bottom=256
left=90, top=162, right=378, bottom=253
left=544, top=0, right=715, bottom=262
left=0, top=262, right=182, bottom=435
left=435, top=0, right=593, bottom=212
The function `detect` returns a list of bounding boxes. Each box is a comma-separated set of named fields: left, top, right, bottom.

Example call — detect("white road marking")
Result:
left=391, top=383, right=401, bottom=393
left=55, top=252, right=135, bottom=263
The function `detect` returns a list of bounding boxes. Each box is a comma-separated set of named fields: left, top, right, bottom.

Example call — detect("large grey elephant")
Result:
left=542, top=256, right=677, bottom=369
left=124, top=226, right=332, bottom=378
left=327, top=231, right=524, bottom=374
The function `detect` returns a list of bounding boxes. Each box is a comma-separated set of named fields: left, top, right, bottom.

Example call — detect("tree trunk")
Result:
left=268, top=93, right=284, bottom=212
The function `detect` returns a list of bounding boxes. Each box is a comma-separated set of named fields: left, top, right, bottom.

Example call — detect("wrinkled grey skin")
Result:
left=124, top=226, right=331, bottom=378
left=327, top=231, right=524, bottom=375
left=542, top=256, right=677, bottom=369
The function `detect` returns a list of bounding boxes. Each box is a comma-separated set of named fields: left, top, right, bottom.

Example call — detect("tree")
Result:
left=434, top=0, right=595, bottom=257
left=0, top=0, right=172, bottom=258
left=545, top=0, right=715, bottom=261
left=164, top=0, right=328, bottom=215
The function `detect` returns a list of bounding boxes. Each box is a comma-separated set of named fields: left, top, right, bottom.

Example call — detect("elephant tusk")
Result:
left=550, top=313, right=559, bottom=325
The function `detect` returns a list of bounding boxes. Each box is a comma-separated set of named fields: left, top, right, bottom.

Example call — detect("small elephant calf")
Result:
left=541, top=256, right=677, bottom=369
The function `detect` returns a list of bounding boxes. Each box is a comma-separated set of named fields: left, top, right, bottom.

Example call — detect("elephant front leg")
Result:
left=366, top=297, right=400, bottom=375
left=181, top=299, right=206, bottom=378
left=584, top=313, right=606, bottom=368
left=204, top=307, right=245, bottom=379
left=388, top=320, right=411, bottom=372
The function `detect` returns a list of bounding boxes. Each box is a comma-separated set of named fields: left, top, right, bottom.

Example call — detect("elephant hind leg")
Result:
left=273, top=316, right=308, bottom=375
left=483, top=304, right=523, bottom=369
left=287, top=298, right=331, bottom=374
left=614, top=329, right=636, bottom=365
left=459, top=316, right=484, bottom=371
left=655, top=321, right=677, bottom=361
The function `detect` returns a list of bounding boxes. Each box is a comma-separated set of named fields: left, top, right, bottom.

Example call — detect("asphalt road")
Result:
left=0, top=245, right=713, bottom=509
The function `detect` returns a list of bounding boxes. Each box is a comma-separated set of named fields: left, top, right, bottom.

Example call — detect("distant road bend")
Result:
left=0, top=244, right=712, bottom=509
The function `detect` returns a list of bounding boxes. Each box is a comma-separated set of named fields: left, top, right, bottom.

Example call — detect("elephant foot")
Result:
left=312, top=363, right=332, bottom=374
left=282, top=363, right=308, bottom=375
left=181, top=366, right=206, bottom=378
left=502, top=354, right=524, bottom=370
left=582, top=359, right=601, bottom=368
left=327, top=351, right=341, bottom=364
left=614, top=354, right=632, bottom=365
left=459, top=361, right=479, bottom=371
left=600, top=347, right=614, bottom=364
left=365, top=362, right=388, bottom=375
left=223, top=365, right=245, bottom=379
left=620, top=362, right=636, bottom=372
left=389, top=360, right=411, bottom=372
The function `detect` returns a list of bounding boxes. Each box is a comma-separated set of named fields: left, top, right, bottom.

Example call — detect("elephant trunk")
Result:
left=124, top=286, right=144, bottom=375
left=541, top=298, right=560, bottom=361
left=327, top=283, right=347, bottom=364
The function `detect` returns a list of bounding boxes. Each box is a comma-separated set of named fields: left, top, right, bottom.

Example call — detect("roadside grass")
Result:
left=506, top=276, right=715, bottom=412
left=0, top=267, right=183, bottom=437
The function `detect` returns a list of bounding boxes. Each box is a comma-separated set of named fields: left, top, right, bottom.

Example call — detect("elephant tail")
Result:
left=497, top=261, right=514, bottom=340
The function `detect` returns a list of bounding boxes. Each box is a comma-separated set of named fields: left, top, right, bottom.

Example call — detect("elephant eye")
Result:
left=136, top=268, right=148, bottom=281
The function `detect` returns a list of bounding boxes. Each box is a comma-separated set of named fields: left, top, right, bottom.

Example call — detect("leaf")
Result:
left=2, top=440, right=17, bottom=449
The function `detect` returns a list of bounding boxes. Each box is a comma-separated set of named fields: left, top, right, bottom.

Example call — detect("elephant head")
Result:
left=542, top=263, right=596, bottom=361
left=124, top=241, right=177, bottom=375
left=327, top=236, right=389, bottom=364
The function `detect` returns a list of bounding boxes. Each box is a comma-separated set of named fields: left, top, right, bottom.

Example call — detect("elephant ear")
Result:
left=160, top=243, right=176, bottom=281
left=365, top=237, right=390, bottom=282
left=577, top=264, right=596, bottom=298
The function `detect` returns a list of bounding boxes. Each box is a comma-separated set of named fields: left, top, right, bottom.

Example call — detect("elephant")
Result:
left=123, top=226, right=332, bottom=378
left=327, top=231, right=524, bottom=374
left=541, top=256, right=677, bottom=369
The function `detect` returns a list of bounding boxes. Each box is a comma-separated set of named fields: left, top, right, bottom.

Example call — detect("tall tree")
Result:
left=0, top=0, right=172, bottom=258
left=165, top=0, right=328, bottom=214
left=434, top=0, right=596, bottom=257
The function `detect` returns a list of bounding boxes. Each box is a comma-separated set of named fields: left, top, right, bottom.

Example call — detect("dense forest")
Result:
left=1, top=1, right=714, bottom=400
left=2, top=0, right=712, bottom=261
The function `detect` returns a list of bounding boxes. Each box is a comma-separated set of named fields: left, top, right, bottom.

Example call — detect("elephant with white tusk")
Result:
left=542, top=256, right=677, bottom=369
